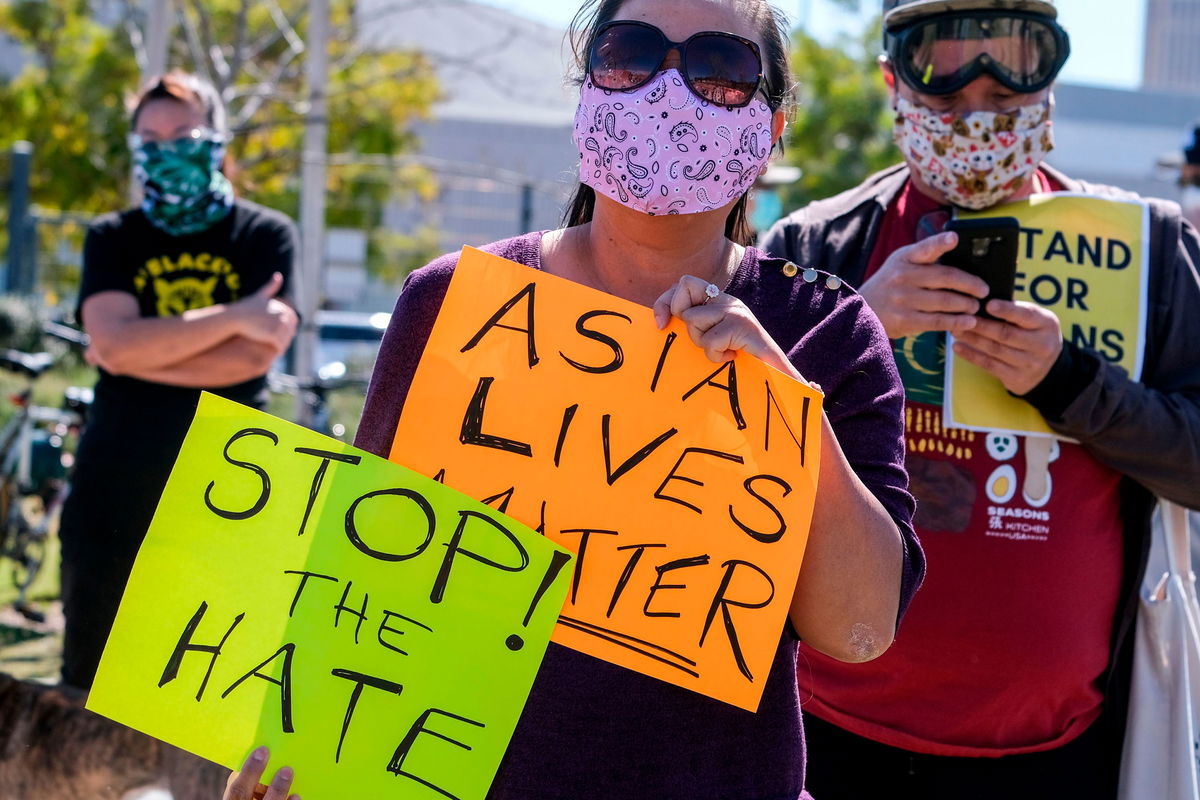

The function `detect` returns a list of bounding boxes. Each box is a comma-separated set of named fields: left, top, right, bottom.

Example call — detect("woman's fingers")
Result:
left=652, top=276, right=800, bottom=376
left=652, top=284, right=676, bottom=329
left=262, top=766, right=296, bottom=800
left=653, top=275, right=718, bottom=329
left=696, top=317, right=747, bottom=363
left=682, top=302, right=789, bottom=369
left=679, top=295, right=745, bottom=348
left=224, top=747, right=297, bottom=800
left=225, top=747, right=269, bottom=800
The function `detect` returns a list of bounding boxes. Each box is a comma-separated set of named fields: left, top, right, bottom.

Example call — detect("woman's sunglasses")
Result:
left=588, top=20, right=766, bottom=108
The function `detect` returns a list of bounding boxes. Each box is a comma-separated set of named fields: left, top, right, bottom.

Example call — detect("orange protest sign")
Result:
left=390, top=246, right=822, bottom=711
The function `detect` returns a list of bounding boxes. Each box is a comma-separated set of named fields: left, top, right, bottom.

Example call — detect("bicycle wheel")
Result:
left=8, top=506, right=46, bottom=623
left=11, top=524, right=44, bottom=590
left=0, top=474, right=17, bottom=556
left=7, top=497, right=48, bottom=623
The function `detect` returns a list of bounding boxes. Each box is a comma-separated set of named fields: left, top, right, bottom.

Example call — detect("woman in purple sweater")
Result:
left=226, top=1, right=922, bottom=798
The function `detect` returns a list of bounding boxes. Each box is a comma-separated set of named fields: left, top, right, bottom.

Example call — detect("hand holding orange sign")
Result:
left=390, top=247, right=823, bottom=711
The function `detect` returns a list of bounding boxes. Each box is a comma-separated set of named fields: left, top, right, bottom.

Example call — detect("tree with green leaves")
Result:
left=0, top=0, right=440, bottom=294
left=780, top=14, right=900, bottom=211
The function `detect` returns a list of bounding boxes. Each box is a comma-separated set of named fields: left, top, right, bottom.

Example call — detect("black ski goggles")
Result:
left=588, top=20, right=766, bottom=108
left=885, top=11, right=1070, bottom=96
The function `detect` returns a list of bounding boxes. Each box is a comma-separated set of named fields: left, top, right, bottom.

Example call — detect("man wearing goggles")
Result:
left=885, top=6, right=1069, bottom=98
left=763, top=0, right=1200, bottom=797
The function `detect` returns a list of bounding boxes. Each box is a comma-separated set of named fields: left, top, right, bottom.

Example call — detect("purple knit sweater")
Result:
left=356, top=232, right=922, bottom=800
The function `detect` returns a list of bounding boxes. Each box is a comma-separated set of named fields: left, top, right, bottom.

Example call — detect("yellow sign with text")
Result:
left=390, top=247, right=823, bottom=711
left=945, top=193, right=1148, bottom=436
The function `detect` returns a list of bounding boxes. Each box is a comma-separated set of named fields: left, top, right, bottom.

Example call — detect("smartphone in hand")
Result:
left=941, top=217, right=1020, bottom=319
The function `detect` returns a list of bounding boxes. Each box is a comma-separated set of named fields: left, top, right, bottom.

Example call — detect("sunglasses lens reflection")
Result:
left=591, top=24, right=665, bottom=90
left=687, top=34, right=761, bottom=106
left=590, top=23, right=763, bottom=107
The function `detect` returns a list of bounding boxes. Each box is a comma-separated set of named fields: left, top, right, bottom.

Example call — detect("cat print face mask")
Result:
left=893, top=95, right=1055, bottom=210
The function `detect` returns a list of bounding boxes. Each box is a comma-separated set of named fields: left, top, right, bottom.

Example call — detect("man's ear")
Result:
left=879, top=55, right=898, bottom=106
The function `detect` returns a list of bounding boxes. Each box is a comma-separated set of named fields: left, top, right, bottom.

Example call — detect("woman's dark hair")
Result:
left=129, top=71, right=229, bottom=137
left=561, top=0, right=794, bottom=245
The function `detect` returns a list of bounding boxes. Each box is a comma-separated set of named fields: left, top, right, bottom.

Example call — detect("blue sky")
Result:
left=476, top=0, right=1146, bottom=90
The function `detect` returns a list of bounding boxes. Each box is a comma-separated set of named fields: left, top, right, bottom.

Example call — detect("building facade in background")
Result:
left=358, top=0, right=576, bottom=269
left=1049, top=82, right=1197, bottom=200
left=1143, top=0, right=1200, bottom=94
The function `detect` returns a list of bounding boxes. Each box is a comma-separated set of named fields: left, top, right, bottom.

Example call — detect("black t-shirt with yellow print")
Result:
left=78, top=198, right=297, bottom=454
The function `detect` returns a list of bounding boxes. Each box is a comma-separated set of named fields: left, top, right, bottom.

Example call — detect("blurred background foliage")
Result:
left=781, top=10, right=899, bottom=210
left=0, top=0, right=441, bottom=286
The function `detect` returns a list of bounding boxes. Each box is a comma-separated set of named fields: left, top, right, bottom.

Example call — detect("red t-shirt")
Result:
left=796, top=176, right=1126, bottom=756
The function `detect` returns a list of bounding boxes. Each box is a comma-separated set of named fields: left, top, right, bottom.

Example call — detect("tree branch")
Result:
left=187, top=0, right=233, bottom=91
left=229, top=61, right=429, bottom=129
left=175, top=2, right=216, bottom=86
left=231, top=47, right=301, bottom=129
left=124, top=19, right=149, bottom=74
left=226, top=0, right=251, bottom=89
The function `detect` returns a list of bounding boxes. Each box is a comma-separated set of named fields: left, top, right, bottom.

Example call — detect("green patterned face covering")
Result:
left=132, top=129, right=233, bottom=236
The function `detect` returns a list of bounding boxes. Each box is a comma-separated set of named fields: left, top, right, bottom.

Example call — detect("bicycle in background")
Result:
left=268, top=360, right=368, bottom=440
left=0, top=324, right=91, bottom=622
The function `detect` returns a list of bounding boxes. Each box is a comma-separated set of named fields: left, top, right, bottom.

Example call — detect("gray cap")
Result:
left=884, top=0, right=1057, bottom=31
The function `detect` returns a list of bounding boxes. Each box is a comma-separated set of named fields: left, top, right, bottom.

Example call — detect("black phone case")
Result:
left=942, top=217, right=1020, bottom=319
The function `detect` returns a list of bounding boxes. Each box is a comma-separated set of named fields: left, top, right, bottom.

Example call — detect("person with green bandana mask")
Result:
left=133, top=115, right=235, bottom=236
left=59, top=71, right=299, bottom=691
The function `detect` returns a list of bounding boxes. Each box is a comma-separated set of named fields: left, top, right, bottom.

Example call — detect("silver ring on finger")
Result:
left=702, top=282, right=721, bottom=305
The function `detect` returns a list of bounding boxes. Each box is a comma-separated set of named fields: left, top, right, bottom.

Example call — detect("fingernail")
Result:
left=252, top=746, right=268, bottom=762
left=943, top=232, right=956, bottom=243
left=277, top=766, right=294, bottom=781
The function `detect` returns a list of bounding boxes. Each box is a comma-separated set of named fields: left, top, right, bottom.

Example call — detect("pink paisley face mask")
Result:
left=893, top=95, right=1055, bottom=210
left=573, top=69, right=774, bottom=216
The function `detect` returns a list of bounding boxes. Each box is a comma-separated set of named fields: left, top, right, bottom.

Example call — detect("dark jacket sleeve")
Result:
left=760, top=208, right=808, bottom=265
left=760, top=166, right=907, bottom=287
left=1023, top=204, right=1200, bottom=509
